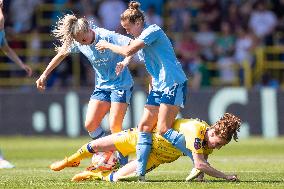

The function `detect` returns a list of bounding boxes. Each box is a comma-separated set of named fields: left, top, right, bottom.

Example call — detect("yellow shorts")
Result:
left=113, top=129, right=182, bottom=172
left=113, top=128, right=138, bottom=157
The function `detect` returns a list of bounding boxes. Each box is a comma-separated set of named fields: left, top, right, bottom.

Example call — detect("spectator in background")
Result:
left=234, top=25, right=256, bottom=66
left=145, top=5, right=163, bottom=27
left=249, top=1, right=277, bottom=45
left=234, top=25, right=256, bottom=84
left=175, top=32, right=200, bottom=76
left=214, top=21, right=236, bottom=85
left=198, top=0, right=221, bottom=31
left=226, top=2, right=243, bottom=31
left=194, top=21, right=216, bottom=62
left=98, top=0, right=126, bottom=32
left=168, top=0, right=191, bottom=32
left=239, top=1, right=253, bottom=27
left=272, top=0, right=284, bottom=61
left=136, top=0, right=165, bottom=15
left=9, top=0, right=42, bottom=33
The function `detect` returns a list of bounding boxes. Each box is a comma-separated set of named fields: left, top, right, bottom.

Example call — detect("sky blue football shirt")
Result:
left=70, top=26, right=133, bottom=90
left=137, top=24, right=187, bottom=91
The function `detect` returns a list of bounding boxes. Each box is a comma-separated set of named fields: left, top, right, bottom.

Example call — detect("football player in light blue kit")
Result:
left=0, top=0, right=32, bottom=169
left=0, top=0, right=32, bottom=76
left=95, top=1, right=192, bottom=181
left=36, top=14, right=134, bottom=164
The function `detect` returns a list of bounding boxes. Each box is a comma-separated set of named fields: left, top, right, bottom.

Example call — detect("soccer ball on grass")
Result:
left=90, top=151, right=119, bottom=172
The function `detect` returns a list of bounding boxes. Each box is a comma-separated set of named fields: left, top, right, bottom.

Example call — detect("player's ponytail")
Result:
left=52, top=14, right=89, bottom=54
left=121, top=1, right=144, bottom=24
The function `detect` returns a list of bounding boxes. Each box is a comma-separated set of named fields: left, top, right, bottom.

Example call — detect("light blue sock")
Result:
left=136, top=132, right=152, bottom=176
left=117, top=151, right=128, bottom=167
left=163, top=128, right=193, bottom=161
left=88, top=126, right=106, bottom=140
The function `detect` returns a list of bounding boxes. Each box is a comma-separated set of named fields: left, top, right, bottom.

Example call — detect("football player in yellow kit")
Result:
left=50, top=113, right=241, bottom=182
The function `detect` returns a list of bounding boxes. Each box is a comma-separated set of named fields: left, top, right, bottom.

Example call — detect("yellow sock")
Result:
left=67, top=143, right=94, bottom=163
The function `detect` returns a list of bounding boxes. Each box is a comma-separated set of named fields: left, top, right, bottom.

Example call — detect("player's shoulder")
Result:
left=174, top=118, right=209, bottom=133
left=143, top=24, right=162, bottom=34
left=174, top=118, right=208, bottom=126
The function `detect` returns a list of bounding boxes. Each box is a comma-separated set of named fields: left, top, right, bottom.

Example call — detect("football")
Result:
left=91, top=151, right=118, bottom=172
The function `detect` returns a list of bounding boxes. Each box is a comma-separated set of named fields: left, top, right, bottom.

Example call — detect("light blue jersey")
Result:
left=137, top=24, right=187, bottom=91
left=70, top=26, right=133, bottom=90
left=0, top=30, right=7, bottom=47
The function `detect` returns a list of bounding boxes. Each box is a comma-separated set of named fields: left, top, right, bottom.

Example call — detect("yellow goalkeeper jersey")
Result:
left=173, top=119, right=213, bottom=155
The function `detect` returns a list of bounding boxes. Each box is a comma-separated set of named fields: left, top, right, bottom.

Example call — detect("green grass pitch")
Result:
left=0, top=137, right=284, bottom=189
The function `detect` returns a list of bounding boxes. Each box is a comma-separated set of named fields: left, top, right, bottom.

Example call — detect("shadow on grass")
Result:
left=121, top=179, right=284, bottom=183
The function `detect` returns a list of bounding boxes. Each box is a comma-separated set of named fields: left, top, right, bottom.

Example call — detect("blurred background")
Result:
left=0, top=0, right=283, bottom=138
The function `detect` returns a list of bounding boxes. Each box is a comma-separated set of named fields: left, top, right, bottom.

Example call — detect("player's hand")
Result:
left=225, top=174, right=238, bottom=182
left=23, top=65, right=33, bottom=77
left=196, top=172, right=205, bottom=182
left=95, top=40, right=109, bottom=51
left=115, top=61, right=126, bottom=75
left=36, top=75, right=47, bottom=91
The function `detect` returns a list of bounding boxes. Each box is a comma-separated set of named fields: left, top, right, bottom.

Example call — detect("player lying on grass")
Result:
left=50, top=113, right=241, bottom=182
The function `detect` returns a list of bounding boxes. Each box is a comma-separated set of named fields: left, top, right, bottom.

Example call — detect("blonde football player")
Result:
left=50, top=113, right=241, bottom=182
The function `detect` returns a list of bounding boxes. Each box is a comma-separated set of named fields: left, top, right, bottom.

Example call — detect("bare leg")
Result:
left=113, top=160, right=138, bottom=181
left=85, top=99, right=110, bottom=132
left=109, top=102, right=128, bottom=133
left=156, top=103, right=179, bottom=135
left=50, top=134, right=118, bottom=171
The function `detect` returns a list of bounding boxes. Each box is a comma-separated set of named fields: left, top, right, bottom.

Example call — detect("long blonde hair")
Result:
left=120, top=1, right=144, bottom=24
left=52, top=14, right=89, bottom=54
left=212, top=113, right=242, bottom=142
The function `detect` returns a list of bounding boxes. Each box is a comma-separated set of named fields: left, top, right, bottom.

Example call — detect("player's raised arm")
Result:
left=1, top=43, right=33, bottom=77
left=36, top=51, right=68, bottom=91
left=115, top=56, right=133, bottom=75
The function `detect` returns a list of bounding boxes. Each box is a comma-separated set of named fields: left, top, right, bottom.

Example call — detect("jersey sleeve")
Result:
left=174, top=119, right=212, bottom=154
left=137, top=25, right=160, bottom=46
left=111, top=33, right=131, bottom=46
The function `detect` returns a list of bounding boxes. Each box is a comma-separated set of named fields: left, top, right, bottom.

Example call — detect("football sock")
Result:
left=136, top=132, right=152, bottom=176
left=117, top=151, right=128, bottom=167
left=88, top=126, right=106, bottom=140
left=103, top=171, right=116, bottom=182
left=67, top=143, right=94, bottom=163
left=163, top=128, right=193, bottom=161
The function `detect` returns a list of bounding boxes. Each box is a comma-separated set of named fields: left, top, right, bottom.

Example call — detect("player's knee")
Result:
left=84, top=121, right=99, bottom=132
left=109, top=125, right=122, bottom=133
left=157, top=126, right=168, bottom=135
left=137, top=124, right=153, bottom=132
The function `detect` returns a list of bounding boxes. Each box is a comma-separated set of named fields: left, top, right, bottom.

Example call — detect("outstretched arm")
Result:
left=1, top=43, right=32, bottom=76
left=96, top=39, right=145, bottom=57
left=193, top=152, right=238, bottom=181
left=36, top=51, right=68, bottom=91
left=115, top=56, right=133, bottom=75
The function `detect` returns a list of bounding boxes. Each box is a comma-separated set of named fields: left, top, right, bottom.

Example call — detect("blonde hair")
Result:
left=120, top=1, right=144, bottom=24
left=212, top=113, right=241, bottom=142
left=52, top=14, right=90, bottom=54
